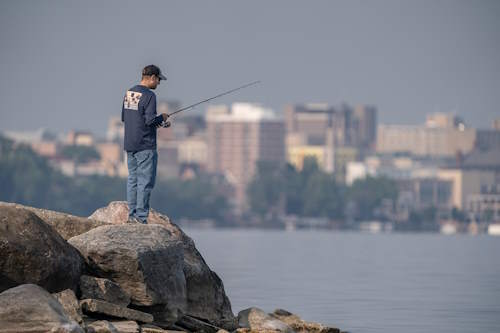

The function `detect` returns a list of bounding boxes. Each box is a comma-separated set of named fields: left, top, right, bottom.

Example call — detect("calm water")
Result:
left=183, top=229, right=500, bottom=333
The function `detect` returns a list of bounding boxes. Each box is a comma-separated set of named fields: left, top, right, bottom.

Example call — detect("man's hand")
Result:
left=161, top=113, right=169, bottom=121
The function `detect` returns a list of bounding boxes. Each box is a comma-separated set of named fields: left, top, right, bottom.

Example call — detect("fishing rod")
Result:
left=160, top=80, right=260, bottom=127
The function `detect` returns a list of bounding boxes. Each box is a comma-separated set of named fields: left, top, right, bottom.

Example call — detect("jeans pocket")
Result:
left=136, top=149, right=154, bottom=163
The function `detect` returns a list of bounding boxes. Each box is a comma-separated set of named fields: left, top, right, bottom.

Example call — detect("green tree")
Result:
left=303, top=172, right=344, bottom=218
left=247, top=157, right=346, bottom=219
left=283, top=163, right=303, bottom=215
left=349, top=176, right=398, bottom=220
left=404, top=206, right=438, bottom=231
left=0, top=135, right=229, bottom=220
left=60, top=145, right=100, bottom=163
left=247, top=161, right=285, bottom=218
left=451, top=207, right=467, bottom=222
left=152, top=176, right=230, bottom=223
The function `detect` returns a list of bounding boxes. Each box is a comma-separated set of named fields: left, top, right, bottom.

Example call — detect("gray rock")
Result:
left=0, top=284, right=84, bottom=333
left=270, top=309, right=340, bottom=333
left=89, top=202, right=237, bottom=330
left=109, top=321, right=140, bottom=333
left=80, top=275, right=131, bottom=307
left=0, top=201, right=109, bottom=240
left=88, top=201, right=173, bottom=225
left=86, top=320, right=119, bottom=333
left=69, top=224, right=186, bottom=312
left=53, top=289, right=84, bottom=325
left=130, top=304, right=180, bottom=329
left=141, top=324, right=188, bottom=333
left=238, top=307, right=294, bottom=333
left=0, top=205, right=84, bottom=293
left=80, top=298, right=153, bottom=323
left=176, top=314, right=222, bottom=333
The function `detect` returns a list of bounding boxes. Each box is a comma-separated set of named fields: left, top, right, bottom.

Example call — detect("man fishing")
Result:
left=122, top=64, right=168, bottom=224
left=122, top=63, right=258, bottom=224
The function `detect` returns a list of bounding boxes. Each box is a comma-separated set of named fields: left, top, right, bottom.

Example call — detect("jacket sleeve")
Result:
left=144, top=93, right=164, bottom=127
left=121, top=94, right=125, bottom=122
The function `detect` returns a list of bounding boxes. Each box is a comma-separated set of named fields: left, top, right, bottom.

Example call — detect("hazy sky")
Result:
left=1, top=0, right=499, bottom=136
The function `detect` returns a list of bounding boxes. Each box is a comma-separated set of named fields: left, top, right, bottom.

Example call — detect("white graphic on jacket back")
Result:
left=124, top=91, right=142, bottom=110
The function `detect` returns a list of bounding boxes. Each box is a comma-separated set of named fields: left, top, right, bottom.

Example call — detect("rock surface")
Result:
left=69, top=225, right=187, bottom=313
left=89, top=201, right=173, bottom=225
left=176, top=314, right=222, bottom=333
left=53, top=289, right=84, bottom=325
left=0, top=201, right=109, bottom=240
left=80, top=275, right=131, bottom=307
left=89, top=202, right=237, bottom=330
left=235, top=329, right=281, bottom=333
left=270, top=309, right=340, bottom=333
left=80, top=298, right=154, bottom=323
left=238, top=307, right=294, bottom=333
left=141, top=324, right=186, bottom=333
left=109, top=320, right=140, bottom=333
left=0, top=202, right=343, bottom=333
left=0, top=284, right=84, bottom=333
left=86, top=320, right=118, bottom=333
left=0, top=205, right=84, bottom=293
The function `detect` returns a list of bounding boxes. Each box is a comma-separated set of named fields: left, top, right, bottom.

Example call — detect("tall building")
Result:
left=353, top=105, right=377, bottom=149
left=377, top=124, right=476, bottom=157
left=425, top=113, right=464, bottom=129
left=475, top=129, right=500, bottom=151
left=285, top=103, right=355, bottom=146
left=206, top=103, right=285, bottom=211
left=284, top=103, right=376, bottom=176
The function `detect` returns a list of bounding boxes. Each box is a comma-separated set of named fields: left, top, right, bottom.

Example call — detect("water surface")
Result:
left=183, top=229, right=500, bottom=333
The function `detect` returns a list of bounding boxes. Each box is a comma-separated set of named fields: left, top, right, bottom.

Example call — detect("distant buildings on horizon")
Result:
left=2, top=100, right=500, bottom=227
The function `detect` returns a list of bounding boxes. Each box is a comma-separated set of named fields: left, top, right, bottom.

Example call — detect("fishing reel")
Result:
left=160, top=121, right=171, bottom=128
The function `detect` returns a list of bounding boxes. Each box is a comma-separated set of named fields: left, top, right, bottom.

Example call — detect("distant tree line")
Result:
left=0, top=135, right=229, bottom=222
left=1, top=134, right=401, bottom=226
left=246, top=157, right=399, bottom=222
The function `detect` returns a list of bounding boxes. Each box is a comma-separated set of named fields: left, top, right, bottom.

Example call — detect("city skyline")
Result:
left=1, top=1, right=499, bottom=135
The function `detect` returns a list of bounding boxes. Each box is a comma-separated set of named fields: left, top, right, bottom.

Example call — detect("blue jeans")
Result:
left=127, top=149, right=158, bottom=223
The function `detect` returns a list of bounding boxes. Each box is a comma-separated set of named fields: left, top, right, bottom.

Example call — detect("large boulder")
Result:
left=0, top=205, right=84, bottom=293
left=0, top=284, right=84, bottom=333
left=89, top=202, right=237, bottom=330
left=68, top=224, right=187, bottom=319
left=0, top=201, right=109, bottom=240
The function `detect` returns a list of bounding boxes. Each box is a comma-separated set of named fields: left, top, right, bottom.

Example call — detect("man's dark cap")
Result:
left=142, top=64, right=167, bottom=81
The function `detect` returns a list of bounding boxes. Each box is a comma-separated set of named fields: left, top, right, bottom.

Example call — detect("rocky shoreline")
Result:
left=0, top=201, right=346, bottom=333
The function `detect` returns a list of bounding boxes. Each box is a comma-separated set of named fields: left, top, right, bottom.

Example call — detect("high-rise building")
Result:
left=284, top=103, right=376, bottom=175
left=377, top=124, right=476, bottom=157
left=285, top=103, right=356, bottom=146
left=425, top=113, right=464, bottom=129
left=476, top=129, right=500, bottom=151
left=206, top=103, right=285, bottom=211
left=353, top=105, right=377, bottom=149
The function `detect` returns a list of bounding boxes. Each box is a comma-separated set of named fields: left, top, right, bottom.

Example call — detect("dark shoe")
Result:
left=127, top=216, right=142, bottom=224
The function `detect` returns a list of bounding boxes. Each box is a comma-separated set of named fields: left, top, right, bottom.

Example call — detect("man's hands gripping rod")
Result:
left=157, top=81, right=261, bottom=129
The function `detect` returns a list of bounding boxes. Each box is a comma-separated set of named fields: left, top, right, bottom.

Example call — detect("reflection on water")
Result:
left=184, top=229, right=500, bottom=333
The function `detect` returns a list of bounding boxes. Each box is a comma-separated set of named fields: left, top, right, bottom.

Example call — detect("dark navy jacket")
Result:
left=121, top=85, right=164, bottom=152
